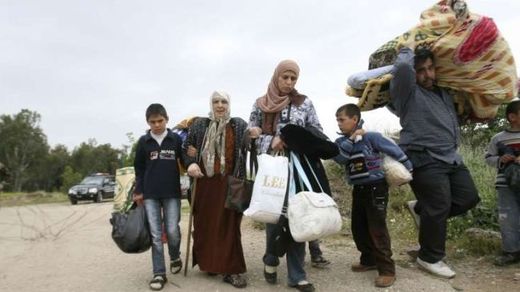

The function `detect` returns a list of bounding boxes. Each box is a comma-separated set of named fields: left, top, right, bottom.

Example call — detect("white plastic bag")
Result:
left=382, top=156, right=412, bottom=187
left=244, top=154, right=288, bottom=224
left=287, top=152, right=342, bottom=242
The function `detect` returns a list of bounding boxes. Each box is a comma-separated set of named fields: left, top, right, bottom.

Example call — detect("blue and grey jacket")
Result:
left=333, top=132, right=413, bottom=186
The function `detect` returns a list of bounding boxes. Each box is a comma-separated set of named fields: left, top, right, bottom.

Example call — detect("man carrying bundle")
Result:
left=389, top=41, right=480, bottom=278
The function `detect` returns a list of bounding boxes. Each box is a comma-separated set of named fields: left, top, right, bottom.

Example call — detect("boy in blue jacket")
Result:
left=133, top=103, right=184, bottom=291
left=333, top=103, right=412, bottom=288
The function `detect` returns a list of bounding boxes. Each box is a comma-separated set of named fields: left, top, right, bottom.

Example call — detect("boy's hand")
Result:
left=249, top=127, right=262, bottom=139
left=349, top=129, right=365, bottom=142
left=187, top=163, right=204, bottom=178
left=133, top=193, right=144, bottom=206
left=187, top=146, right=197, bottom=158
left=500, top=154, right=516, bottom=164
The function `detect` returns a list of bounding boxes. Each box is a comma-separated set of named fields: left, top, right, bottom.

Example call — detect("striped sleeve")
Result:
left=333, top=136, right=353, bottom=165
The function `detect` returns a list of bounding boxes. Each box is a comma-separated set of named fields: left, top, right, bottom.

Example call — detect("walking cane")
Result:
left=183, top=177, right=197, bottom=276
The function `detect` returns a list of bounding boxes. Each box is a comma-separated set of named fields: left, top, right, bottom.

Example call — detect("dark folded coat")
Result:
left=280, top=124, right=339, bottom=160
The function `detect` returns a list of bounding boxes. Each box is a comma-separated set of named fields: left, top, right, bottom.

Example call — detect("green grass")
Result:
left=326, top=141, right=503, bottom=259
left=0, top=191, right=69, bottom=206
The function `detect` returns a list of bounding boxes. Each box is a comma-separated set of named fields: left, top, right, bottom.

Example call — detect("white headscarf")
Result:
left=201, top=91, right=231, bottom=177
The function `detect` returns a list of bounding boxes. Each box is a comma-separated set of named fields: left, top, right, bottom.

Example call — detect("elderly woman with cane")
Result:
left=183, top=91, right=249, bottom=288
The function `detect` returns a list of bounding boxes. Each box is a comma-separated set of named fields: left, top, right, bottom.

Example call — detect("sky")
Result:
left=1, top=0, right=519, bottom=150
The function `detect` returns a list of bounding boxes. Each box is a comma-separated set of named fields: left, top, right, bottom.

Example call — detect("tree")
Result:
left=27, top=144, right=70, bottom=191
left=460, top=104, right=507, bottom=147
left=119, top=132, right=137, bottom=167
left=60, top=165, right=83, bottom=193
left=0, top=110, right=49, bottom=192
left=69, top=139, right=122, bottom=177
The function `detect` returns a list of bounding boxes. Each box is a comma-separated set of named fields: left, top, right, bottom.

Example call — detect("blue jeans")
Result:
left=263, top=223, right=306, bottom=286
left=497, top=187, right=520, bottom=253
left=144, top=198, right=181, bottom=276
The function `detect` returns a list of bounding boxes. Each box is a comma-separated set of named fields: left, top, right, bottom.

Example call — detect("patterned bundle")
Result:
left=347, top=0, right=518, bottom=120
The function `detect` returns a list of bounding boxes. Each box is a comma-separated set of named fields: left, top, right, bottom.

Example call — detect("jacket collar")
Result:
left=144, top=128, right=175, bottom=141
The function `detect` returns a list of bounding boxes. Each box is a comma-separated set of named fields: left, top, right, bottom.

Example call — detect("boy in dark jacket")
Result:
left=333, top=104, right=412, bottom=288
left=133, top=103, right=184, bottom=291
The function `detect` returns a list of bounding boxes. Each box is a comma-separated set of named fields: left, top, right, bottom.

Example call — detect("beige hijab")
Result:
left=201, top=91, right=231, bottom=177
left=256, top=60, right=303, bottom=134
left=257, top=60, right=300, bottom=113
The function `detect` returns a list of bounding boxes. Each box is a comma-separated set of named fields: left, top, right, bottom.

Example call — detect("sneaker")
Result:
left=494, top=252, right=520, bottom=266
left=375, top=275, right=395, bottom=287
left=289, top=280, right=315, bottom=292
left=416, top=257, right=456, bottom=278
left=149, top=275, right=167, bottom=291
left=406, top=200, right=420, bottom=228
left=170, top=258, right=182, bottom=274
left=351, top=263, right=377, bottom=272
left=311, top=255, right=331, bottom=268
left=223, top=274, right=247, bottom=288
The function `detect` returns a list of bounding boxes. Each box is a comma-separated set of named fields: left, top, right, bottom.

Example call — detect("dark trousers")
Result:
left=352, top=181, right=395, bottom=276
left=308, top=240, right=322, bottom=258
left=409, top=160, right=480, bottom=263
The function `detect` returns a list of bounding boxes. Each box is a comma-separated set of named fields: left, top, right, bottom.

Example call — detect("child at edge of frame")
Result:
left=484, top=99, right=520, bottom=267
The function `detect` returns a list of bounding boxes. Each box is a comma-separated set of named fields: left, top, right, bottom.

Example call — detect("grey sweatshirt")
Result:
left=389, top=47, right=462, bottom=165
left=485, top=129, right=520, bottom=188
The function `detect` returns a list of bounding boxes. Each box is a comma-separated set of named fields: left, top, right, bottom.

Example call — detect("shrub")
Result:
left=60, top=166, right=83, bottom=193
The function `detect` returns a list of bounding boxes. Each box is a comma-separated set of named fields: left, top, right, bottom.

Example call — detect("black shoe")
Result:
left=311, top=255, right=331, bottom=268
left=263, top=266, right=277, bottom=284
left=494, top=252, right=520, bottom=266
left=170, top=258, right=182, bottom=274
left=289, top=282, right=315, bottom=292
left=223, top=274, right=247, bottom=288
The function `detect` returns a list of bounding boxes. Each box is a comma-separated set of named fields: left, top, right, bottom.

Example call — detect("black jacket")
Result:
left=182, top=117, right=248, bottom=178
left=134, top=129, right=184, bottom=199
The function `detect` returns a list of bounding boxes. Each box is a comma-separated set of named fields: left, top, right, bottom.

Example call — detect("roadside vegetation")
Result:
left=0, top=109, right=136, bottom=196
left=0, top=191, right=69, bottom=207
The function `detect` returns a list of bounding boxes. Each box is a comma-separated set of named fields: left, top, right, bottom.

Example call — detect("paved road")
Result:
left=0, top=201, right=457, bottom=291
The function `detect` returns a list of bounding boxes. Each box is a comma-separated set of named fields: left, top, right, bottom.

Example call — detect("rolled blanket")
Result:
left=353, top=0, right=518, bottom=120
left=354, top=74, right=393, bottom=111
left=347, top=65, right=394, bottom=89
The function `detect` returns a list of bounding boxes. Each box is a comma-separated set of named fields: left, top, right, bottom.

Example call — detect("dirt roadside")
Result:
left=0, top=201, right=517, bottom=292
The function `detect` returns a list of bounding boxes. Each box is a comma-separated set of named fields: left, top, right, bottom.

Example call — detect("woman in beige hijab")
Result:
left=184, top=91, right=249, bottom=288
left=248, top=60, right=330, bottom=292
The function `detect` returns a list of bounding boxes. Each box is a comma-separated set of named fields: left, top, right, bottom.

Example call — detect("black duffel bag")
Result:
left=273, top=214, right=294, bottom=257
left=504, top=163, right=520, bottom=192
left=110, top=203, right=151, bottom=253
